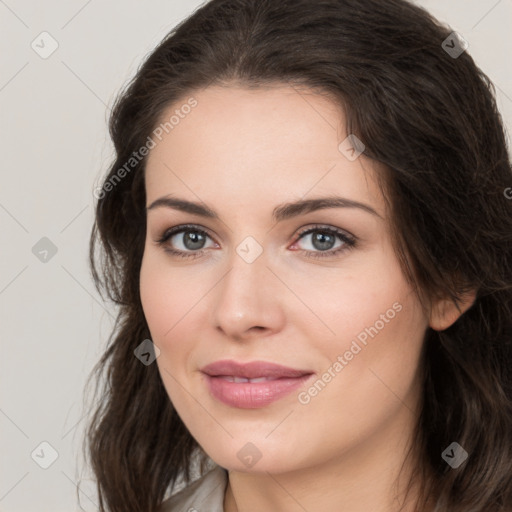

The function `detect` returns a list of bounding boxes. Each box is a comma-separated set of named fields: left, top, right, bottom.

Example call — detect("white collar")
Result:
left=157, top=465, right=228, bottom=512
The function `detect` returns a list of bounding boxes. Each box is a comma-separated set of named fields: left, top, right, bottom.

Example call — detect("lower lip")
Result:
left=204, top=374, right=313, bottom=409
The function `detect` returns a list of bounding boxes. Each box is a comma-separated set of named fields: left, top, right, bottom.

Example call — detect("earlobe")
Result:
left=429, top=289, right=477, bottom=331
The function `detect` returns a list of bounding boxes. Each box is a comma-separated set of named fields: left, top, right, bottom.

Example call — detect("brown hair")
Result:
left=84, top=0, right=512, bottom=510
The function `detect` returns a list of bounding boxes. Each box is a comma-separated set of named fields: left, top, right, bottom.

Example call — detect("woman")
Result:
left=84, top=0, right=512, bottom=511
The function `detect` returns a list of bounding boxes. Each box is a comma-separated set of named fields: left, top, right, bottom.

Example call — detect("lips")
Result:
left=201, top=360, right=314, bottom=409
left=200, top=360, right=312, bottom=380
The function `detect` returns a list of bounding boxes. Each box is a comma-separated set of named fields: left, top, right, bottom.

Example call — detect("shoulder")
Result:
left=156, top=465, right=228, bottom=512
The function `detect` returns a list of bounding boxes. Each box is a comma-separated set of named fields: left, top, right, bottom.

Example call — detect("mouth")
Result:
left=200, top=359, right=313, bottom=379
left=200, top=360, right=314, bottom=409
left=214, top=376, right=291, bottom=383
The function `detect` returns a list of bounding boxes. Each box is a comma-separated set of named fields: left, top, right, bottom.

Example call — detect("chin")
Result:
left=199, top=438, right=309, bottom=475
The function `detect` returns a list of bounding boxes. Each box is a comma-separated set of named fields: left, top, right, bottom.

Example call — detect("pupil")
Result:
left=184, top=231, right=205, bottom=250
left=313, top=232, right=334, bottom=251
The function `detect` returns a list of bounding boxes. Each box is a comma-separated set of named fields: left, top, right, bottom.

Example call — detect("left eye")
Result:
left=155, top=224, right=356, bottom=260
left=290, top=226, right=356, bottom=259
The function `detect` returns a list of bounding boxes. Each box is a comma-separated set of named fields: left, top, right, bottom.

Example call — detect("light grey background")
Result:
left=1, top=1, right=511, bottom=510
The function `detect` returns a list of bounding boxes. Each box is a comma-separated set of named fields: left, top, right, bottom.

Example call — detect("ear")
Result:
left=429, top=289, right=477, bottom=331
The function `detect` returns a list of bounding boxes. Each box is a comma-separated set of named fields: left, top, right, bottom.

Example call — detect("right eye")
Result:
left=155, top=224, right=218, bottom=259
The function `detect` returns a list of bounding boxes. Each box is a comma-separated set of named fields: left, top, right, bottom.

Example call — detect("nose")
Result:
left=211, top=245, right=286, bottom=341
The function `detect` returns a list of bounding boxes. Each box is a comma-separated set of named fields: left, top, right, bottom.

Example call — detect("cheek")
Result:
left=139, top=257, right=170, bottom=338
left=139, top=250, right=201, bottom=340
left=139, top=249, right=213, bottom=396
left=139, top=252, right=197, bottom=404
left=305, top=244, right=427, bottom=406
left=317, top=284, right=426, bottom=427
left=289, top=249, right=413, bottom=350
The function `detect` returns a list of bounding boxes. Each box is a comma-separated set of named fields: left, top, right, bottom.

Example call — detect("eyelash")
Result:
left=155, top=223, right=357, bottom=260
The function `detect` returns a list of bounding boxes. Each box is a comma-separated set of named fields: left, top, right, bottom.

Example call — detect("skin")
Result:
left=139, top=84, right=475, bottom=512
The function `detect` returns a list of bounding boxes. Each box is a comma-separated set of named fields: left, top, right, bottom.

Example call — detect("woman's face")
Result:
left=140, top=85, right=430, bottom=473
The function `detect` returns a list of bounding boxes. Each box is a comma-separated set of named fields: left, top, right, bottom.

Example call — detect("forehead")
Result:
left=144, top=85, right=386, bottom=217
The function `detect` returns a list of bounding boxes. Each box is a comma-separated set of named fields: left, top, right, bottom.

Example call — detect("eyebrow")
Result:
left=146, top=195, right=382, bottom=222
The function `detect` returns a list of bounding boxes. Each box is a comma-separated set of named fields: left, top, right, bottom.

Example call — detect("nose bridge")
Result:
left=212, top=237, right=283, bottom=337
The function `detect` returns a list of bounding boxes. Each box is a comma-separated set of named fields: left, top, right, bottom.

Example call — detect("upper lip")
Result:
left=201, top=360, right=313, bottom=379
